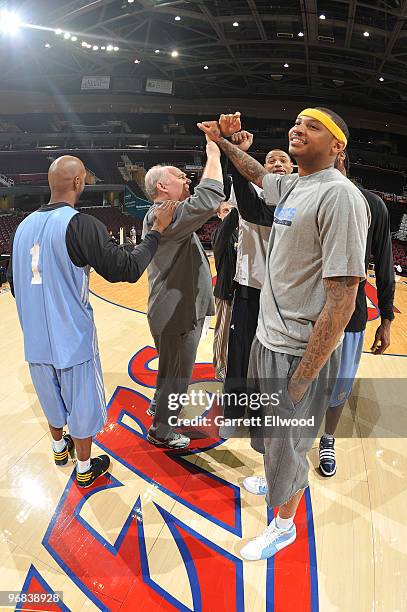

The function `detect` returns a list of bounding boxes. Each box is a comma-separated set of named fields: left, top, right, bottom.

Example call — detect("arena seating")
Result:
left=0, top=214, right=21, bottom=254
left=196, top=218, right=220, bottom=247
left=392, top=241, right=407, bottom=272
left=77, top=206, right=141, bottom=235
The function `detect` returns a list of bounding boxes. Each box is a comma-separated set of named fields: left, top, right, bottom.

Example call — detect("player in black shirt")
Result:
left=319, top=150, right=395, bottom=476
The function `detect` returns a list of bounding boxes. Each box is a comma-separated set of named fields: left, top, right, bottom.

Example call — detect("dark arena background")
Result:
left=0, top=1, right=406, bottom=611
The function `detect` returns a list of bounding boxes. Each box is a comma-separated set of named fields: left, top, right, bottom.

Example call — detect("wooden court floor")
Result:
left=0, top=259, right=406, bottom=611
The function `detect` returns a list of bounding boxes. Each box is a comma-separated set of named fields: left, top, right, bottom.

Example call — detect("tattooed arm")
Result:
left=288, top=276, right=360, bottom=404
left=197, top=120, right=267, bottom=188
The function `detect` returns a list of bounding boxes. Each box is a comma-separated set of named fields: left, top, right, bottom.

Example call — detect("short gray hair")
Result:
left=144, top=165, right=170, bottom=201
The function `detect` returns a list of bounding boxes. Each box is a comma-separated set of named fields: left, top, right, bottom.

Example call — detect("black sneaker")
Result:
left=76, top=455, right=111, bottom=488
left=53, top=433, right=75, bottom=467
left=147, top=431, right=190, bottom=449
left=319, top=436, right=336, bottom=477
left=146, top=397, right=156, bottom=417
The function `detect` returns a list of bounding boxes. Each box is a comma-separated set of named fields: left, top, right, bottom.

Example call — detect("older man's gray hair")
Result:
left=144, top=165, right=170, bottom=201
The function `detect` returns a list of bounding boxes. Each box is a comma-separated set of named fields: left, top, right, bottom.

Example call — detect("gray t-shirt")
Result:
left=257, top=167, right=370, bottom=356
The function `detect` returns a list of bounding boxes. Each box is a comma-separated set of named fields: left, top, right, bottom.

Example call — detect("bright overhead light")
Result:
left=45, top=43, right=51, bottom=48
left=71, top=35, right=78, bottom=42
left=113, top=46, right=119, bottom=51
left=284, top=63, right=289, bottom=68
left=363, top=31, right=369, bottom=37
left=0, top=10, right=22, bottom=34
left=298, top=31, right=304, bottom=37
left=64, top=32, right=71, bottom=39
left=101, top=46, right=106, bottom=50
left=171, top=50, right=179, bottom=57
left=319, top=14, right=326, bottom=20
left=81, top=41, right=87, bottom=47
left=232, top=21, right=239, bottom=27
left=155, top=49, right=160, bottom=53
left=379, top=76, right=384, bottom=82
left=175, top=16, right=181, bottom=21
left=55, top=28, right=62, bottom=35
left=128, top=0, right=135, bottom=3
left=203, top=65, right=208, bottom=70
left=92, top=45, right=99, bottom=50
left=106, top=44, right=113, bottom=51
left=134, top=59, right=140, bottom=63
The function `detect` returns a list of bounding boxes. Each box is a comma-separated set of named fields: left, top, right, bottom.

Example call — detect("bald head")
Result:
left=48, top=155, right=87, bottom=206
left=264, top=149, right=293, bottom=175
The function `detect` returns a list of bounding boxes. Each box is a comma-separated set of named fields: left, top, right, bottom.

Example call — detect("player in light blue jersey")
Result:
left=8, top=156, right=175, bottom=488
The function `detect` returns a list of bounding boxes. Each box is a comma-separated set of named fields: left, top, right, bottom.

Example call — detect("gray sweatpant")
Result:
left=248, top=337, right=341, bottom=507
left=149, top=318, right=205, bottom=440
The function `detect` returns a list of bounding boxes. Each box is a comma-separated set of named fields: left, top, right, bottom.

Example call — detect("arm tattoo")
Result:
left=218, top=137, right=267, bottom=187
left=291, top=277, right=359, bottom=384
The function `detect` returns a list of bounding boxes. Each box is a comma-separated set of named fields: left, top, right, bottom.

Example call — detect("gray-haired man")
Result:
left=142, top=138, right=224, bottom=448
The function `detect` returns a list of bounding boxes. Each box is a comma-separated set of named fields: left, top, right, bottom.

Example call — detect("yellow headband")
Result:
left=298, top=108, right=348, bottom=145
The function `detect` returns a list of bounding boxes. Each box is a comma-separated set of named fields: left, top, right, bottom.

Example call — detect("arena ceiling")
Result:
left=1, top=0, right=407, bottom=115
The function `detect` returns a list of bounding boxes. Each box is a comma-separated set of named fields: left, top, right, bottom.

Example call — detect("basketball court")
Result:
left=1, top=260, right=406, bottom=611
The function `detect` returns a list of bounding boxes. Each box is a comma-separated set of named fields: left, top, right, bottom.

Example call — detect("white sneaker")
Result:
left=240, top=518, right=296, bottom=561
left=242, top=476, right=268, bottom=495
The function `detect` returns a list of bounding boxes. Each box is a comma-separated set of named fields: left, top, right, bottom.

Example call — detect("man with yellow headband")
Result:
left=197, top=108, right=370, bottom=560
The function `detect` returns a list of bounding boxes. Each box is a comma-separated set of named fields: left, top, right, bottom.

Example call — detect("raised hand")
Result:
left=231, top=130, right=254, bottom=152
left=197, top=120, right=222, bottom=142
left=205, top=134, right=221, bottom=157
left=219, top=112, right=241, bottom=136
left=152, top=200, right=178, bottom=233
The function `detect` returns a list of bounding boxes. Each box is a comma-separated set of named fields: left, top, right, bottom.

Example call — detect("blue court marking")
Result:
left=42, top=472, right=119, bottom=611
left=305, top=487, right=319, bottom=612
left=16, top=564, right=70, bottom=612
left=94, top=385, right=242, bottom=537
left=127, top=345, right=157, bottom=389
left=155, top=503, right=245, bottom=612
left=89, top=289, right=147, bottom=315
left=266, top=506, right=275, bottom=612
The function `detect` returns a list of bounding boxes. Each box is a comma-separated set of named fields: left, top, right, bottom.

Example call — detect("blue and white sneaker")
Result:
left=319, top=436, right=336, bottom=477
left=243, top=476, right=268, bottom=495
left=240, top=518, right=297, bottom=560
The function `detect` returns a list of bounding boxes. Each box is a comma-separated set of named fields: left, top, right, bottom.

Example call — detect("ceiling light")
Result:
left=45, top=43, right=51, bottom=48
left=101, top=46, right=106, bottom=50
left=113, top=46, right=119, bottom=51
left=171, top=50, right=179, bottom=57
left=71, top=36, right=78, bottom=42
left=379, top=76, right=384, bottom=82
left=319, top=14, right=326, bottom=20
left=204, top=65, right=208, bottom=70
left=55, top=28, right=62, bottom=35
left=175, top=16, right=181, bottom=21
left=284, top=63, right=289, bottom=68
left=106, top=44, right=113, bottom=51
left=298, top=31, right=304, bottom=37
left=0, top=10, right=22, bottom=34
left=92, top=45, right=99, bottom=50
left=64, top=32, right=71, bottom=39
left=233, top=21, right=239, bottom=27
left=134, top=59, right=140, bottom=63
left=81, top=41, right=87, bottom=47
left=155, top=49, right=160, bottom=53
left=128, top=0, right=135, bottom=3
left=363, top=31, right=370, bottom=37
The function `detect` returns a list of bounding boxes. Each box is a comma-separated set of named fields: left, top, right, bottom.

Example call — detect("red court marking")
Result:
left=19, top=574, right=64, bottom=611
left=273, top=496, right=312, bottom=612
left=129, top=346, right=216, bottom=388
left=96, top=387, right=238, bottom=532
left=47, top=478, right=175, bottom=609
left=365, top=281, right=400, bottom=321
